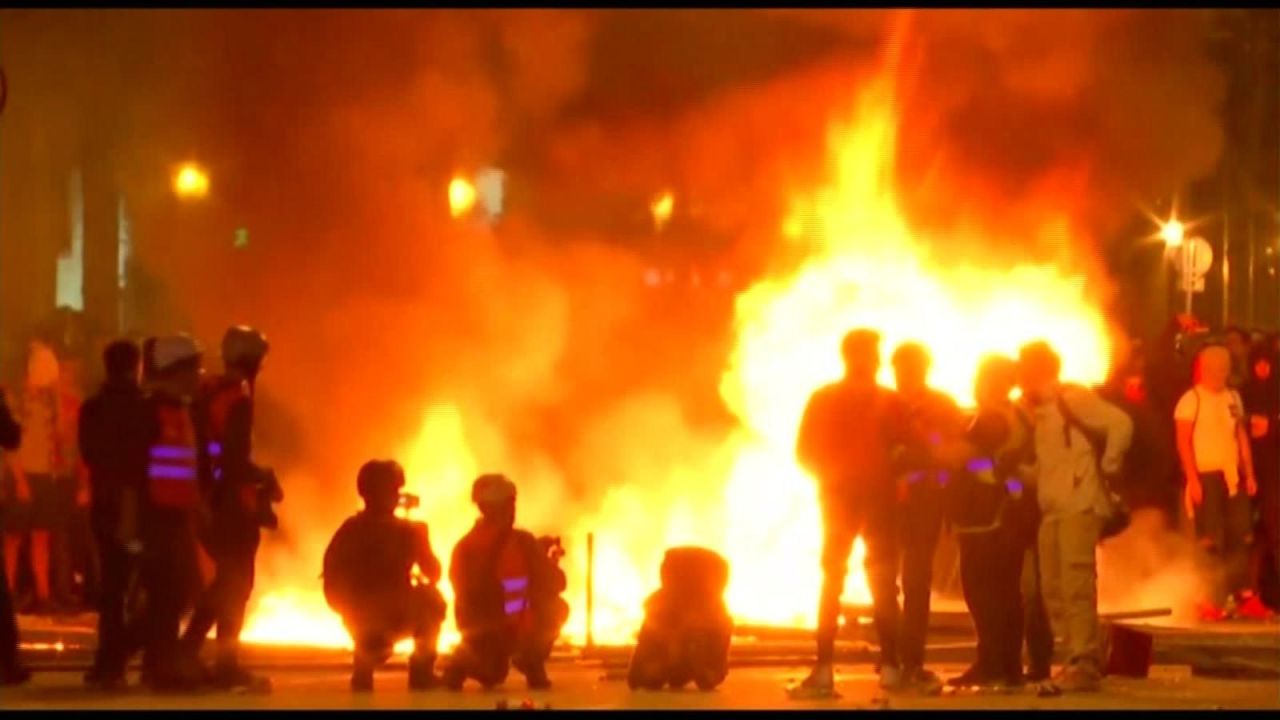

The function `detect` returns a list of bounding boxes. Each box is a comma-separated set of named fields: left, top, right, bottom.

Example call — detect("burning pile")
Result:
left=238, top=40, right=1111, bottom=654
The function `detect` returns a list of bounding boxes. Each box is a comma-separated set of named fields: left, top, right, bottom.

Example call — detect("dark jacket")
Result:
left=796, top=382, right=902, bottom=512
left=323, top=511, right=440, bottom=616
left=0, top=392, right=19, bottom=451
left=79, top=379, right=151, bottom=531
left=450, top=520, right=563, bottom=635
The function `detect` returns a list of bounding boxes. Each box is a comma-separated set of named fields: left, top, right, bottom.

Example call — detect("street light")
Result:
left=1160, top=218, right=1185, bottom=248
left=651, top=191, right=674, bottom=232
left=448, top=176, right=477, bottom=219
left=172, top=162, right=210, bottom=200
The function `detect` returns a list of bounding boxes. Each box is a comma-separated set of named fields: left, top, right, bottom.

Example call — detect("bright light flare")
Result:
left=1160, top=218, right=1185, bottom=248
left=172, top=163, right=209, bottom=199
left=448, top=177, right=477, bottom=219
left=651, top=191, right=674, bottom=232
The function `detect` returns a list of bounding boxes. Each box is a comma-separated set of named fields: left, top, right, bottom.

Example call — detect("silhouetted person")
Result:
left=78, top=340, right=151, bottom=690
left=789, top=329, right=904, bottom=698
left=886, top=341, right=964, bottom=695
left=0, top=389, right=30, bottom=686
left=181, top=326, right=277, bottom=692
left=323, top=460, right=445, bottom=692
left=444, top=474, right=568, bottom=692
left=137, top=335, right=210, bottom=692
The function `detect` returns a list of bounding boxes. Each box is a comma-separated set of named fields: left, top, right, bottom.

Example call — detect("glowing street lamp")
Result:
left=1160, top=218, right=1185, bottom=248
left=651, top=191, right=674, bottom=232
left=448, top=176, right=477, bottom=219
left=172, top=162, right=210, bottom=200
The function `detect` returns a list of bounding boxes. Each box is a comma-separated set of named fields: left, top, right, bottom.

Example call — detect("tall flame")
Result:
left=242, top=49, right=1111, bottom=652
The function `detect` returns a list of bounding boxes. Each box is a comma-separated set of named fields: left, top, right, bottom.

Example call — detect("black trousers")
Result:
left=0, top=555, right=18, bottom=672
left=91, top=523, right=138, bottom=678
left=139, top=512, right=198, bottom=679
left=817, top=497, right=899, bottom=668
left=346, top=585, right=447, bottom=665
left=182, top=523, right=259, bottom=662
left=958, top=524, right=1024, bottom=681
left=898, top=482, right=944, bottom=670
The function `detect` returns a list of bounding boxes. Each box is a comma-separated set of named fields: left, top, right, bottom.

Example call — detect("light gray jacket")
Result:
left=1025, top=385, right=1134, bottom=519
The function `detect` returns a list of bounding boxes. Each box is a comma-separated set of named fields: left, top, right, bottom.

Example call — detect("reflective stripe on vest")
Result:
left=149, top=403, right=200, bottom=509
left=208, top=442, right=223, bottom=481
left=501, top=575, right=530, bottom=617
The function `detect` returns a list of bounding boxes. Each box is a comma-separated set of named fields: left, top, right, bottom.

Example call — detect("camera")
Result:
left=398, top=493, right=421, bottom=511
left=538, top=535, right=565, bottom=564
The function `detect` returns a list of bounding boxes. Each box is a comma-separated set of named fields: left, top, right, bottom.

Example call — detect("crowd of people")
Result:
left=0, top=315, right=1275, bottom=697
left=0, top=326, right=569, bottom=694
left=789, top=322, right=1278, bottom=698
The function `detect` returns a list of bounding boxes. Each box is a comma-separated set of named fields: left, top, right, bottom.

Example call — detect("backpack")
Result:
left=1056, top=387, right=1132, bottom=540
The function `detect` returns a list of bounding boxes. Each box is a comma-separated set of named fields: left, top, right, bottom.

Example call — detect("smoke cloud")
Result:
left=0, top=9, right=1230, bottom=635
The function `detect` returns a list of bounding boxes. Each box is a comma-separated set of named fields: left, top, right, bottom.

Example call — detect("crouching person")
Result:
left=322, top=460, right=446, bottom=692
left=444, top=474, right=568, bottom=691
left=628, top=546, right=732, bottom=692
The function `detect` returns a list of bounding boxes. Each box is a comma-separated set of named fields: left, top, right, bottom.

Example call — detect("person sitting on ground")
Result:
left=444, top=474, right=568, bottom=692
left=322, top=460, right=446, bottom=692
left=628, top=546, right=733, bottom=692
left=1176, top=344, right=1258, bottom=619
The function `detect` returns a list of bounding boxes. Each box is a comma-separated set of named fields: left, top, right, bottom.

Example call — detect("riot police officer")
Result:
left=181, top=326, right=277, bottom=692
left=322, top=460, right=445, bottom=692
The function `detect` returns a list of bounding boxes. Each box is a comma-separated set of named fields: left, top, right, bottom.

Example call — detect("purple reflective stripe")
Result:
left=213, top=468, right=223, bottom=481
left=501, top=577, right=529, bottom=592
left=966, top=458, right=996, bottom=474
left=938, top=471, right=950, bottom=487
left=1006, top=479, right=1024, bottom=494
left=503, top=599, right=526, bottom=616
left=148, top=464, right=197, bottom=481
left=150, top=445, right=197, bottom=460
left=207, top=442, right=223, bottom=457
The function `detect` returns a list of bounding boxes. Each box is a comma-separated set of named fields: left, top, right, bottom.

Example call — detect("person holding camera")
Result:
left=180, top=326, right=279, bottom=692
left=444, top=474, right=567, bottom=692
left=322, top=460, right=446, bottom=692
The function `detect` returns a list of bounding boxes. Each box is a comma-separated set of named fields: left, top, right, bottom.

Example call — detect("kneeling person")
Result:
left=445, top=474, right=568, bottom=691
left=323, top=460, right=446, bottom=692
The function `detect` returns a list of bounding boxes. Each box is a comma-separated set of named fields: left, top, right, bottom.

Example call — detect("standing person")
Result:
left=51, top=353, right=90, bottom=614
left=2, top=341, right=74, bottom=615
left=1017, top=341, right=1133, bottom=693
left=78, top=340, right=151, bottom=690
left=1177, top=345, right=1259, bottom=618
left=322, top=460, right=446, bottom=692
left=789, top=329, right=904, bottom=698
left=137, top=335, right=210, bottom=692
left=445, top=474, right=568, bottom=692
left=887, top=342, right=964, bottom=695
left=1243, top=342, right=1279, bottom=612
left=180, top=326, right=277, bottom=692
left=935, top=355, right=1046, bottom=690
left=0, top=388, right=30, bottom=686
left=1222, top=326, right=1251, bottom=391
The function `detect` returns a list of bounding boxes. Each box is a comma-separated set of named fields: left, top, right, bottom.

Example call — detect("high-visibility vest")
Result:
left=496, top=538, right=533, bottom=628
left=147, top=400, right=201, bottom=510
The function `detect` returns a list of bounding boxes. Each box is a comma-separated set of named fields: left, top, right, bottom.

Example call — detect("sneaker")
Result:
left=899, top=666, right=943, bottom=696
left=877, top=664, right=903, bottom=691
left=1197, top=601, right=1227, bottom=623
left=213, top=665, right=272, bottom=694
left=787, top=663, right=840, bottom=699
left=1054, top=665, right=1101, bottom=693
left=442, top=664, right=467, bottom=692
left=524, top=668, right=552, bottom=692
left=1236, top=593, right=1275, bottom=621
left=946, top=664, right=992, bottom=688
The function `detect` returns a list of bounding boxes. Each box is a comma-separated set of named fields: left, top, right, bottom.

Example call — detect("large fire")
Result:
left=239, top=45, right=1111, bottom=654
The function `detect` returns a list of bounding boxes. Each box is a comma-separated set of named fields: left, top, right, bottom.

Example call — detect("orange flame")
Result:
left=241, top=51, right=1111, bottom=652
